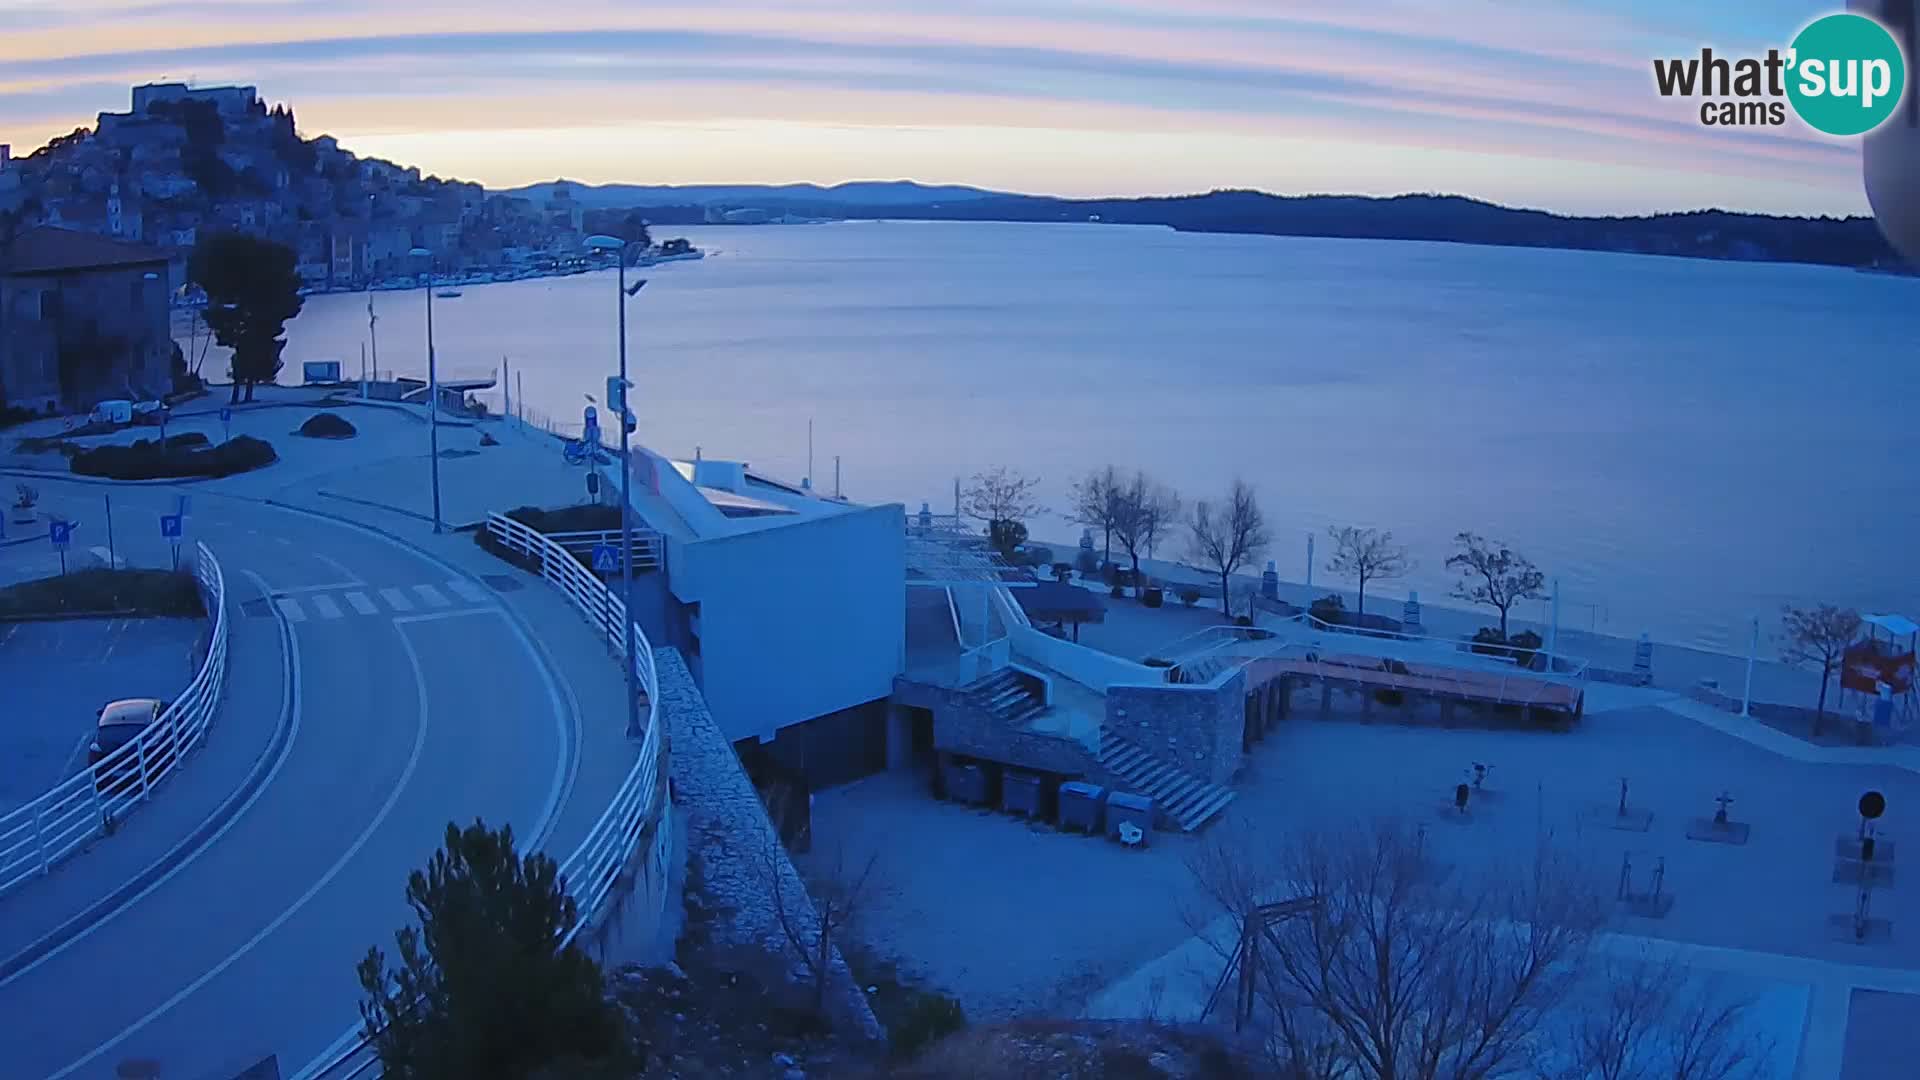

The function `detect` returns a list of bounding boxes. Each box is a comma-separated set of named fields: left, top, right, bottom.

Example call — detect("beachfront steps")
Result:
left=965, top=668, right=1048, bottom=727
left=1097, top=730, right=1236, bottom=832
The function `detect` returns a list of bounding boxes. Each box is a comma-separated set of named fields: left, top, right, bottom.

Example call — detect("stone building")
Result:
left=0, top=227, right=173, bottom=414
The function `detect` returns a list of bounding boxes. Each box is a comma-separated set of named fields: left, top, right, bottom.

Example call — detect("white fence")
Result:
left=0, top=542, right=228, bottom=898
left=307, top=514, right=668, bottom=1080
left=546, top=528, right=664, bottom=573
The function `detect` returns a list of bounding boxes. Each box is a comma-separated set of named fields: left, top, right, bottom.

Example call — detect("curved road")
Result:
left=0, top=481, right=577, bottom=1079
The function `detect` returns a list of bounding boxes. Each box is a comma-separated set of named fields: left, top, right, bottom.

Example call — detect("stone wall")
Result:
left=659, top=647, right=884, bottom=1042
left=1106, top=669, right=1247, bottom=786
left=927, top=680, right=1097, bottom=776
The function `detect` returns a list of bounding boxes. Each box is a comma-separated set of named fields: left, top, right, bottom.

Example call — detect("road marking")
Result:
left=378, top=587, right=413, bottom=612
left=445, top=577, right=489, bottom=604
left=310, top=551, right=361, bottom=585
left=344, top=591, right=378, bottom=616
left=273, top=597, right=305, bottom=623
left=0, top=568, right=303, bottom=991
left=309, top=594, right=342, bottom=620
left=48, top=612, right=431, bottom=1080
left=269, top=582, right=364, bottom=595
left=411, top=583, right=450, bottom=608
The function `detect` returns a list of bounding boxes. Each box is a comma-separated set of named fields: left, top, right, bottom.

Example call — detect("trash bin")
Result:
left=1106, top=791, right=1154, bottom=844
left=944, top=760, right=990, bottom=806
left=1002, top=770, right=1042, bottom=818
left=1058, top=781, right=1105, bottom=833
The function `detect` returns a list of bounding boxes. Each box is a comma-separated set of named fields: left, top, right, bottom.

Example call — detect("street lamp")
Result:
left=584, top=234, right=648, bottom=739
left=409, top=246, right=444, bottom=533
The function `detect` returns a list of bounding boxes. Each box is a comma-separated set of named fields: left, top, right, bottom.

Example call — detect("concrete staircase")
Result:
left=965, top=668, right=1047, bottom=726
left=1097, top=729, right=1236, bottom=831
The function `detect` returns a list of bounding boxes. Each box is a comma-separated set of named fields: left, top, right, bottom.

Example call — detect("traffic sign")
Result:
left=160, top=514, right=183, bottom=539
left=590, top=543, right=619, bottom=572
left=49, top=520, right=73, bottom=548
left=219, top=407, right=233, bottom=423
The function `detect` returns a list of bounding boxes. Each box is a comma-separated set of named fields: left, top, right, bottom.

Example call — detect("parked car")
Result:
left=89, top=698, right=172, bottom=797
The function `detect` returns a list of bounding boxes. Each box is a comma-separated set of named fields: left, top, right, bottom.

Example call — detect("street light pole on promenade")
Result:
left=585, top=235, right=649, bottom=738
left=408, top=246, right=444, bottom=533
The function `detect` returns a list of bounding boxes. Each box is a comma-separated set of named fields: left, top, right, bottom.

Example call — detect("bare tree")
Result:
left=1445, top=532, right=1545, bottom=640
left=1189, top=480, right=1270, bottom=619
left=1112, top=471, right=1181, bottom=596
left=1186, top=819, right=1609, bottom=1080
left=768, top=839, right=882, bottom=1016
left=1547, top=949, right=1774, bottom=1080
left=961, top=466, right=1044, bottom=559
left=1068, top=465, right=1123, bottom=565
left=1324, top=525, right=1412, bottom=617
left=1780, top=603, right=1863, bottom=733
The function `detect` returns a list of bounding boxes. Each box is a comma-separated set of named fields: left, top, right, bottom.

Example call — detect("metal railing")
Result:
left=305, top=515, right=667, bottom=1080
left=544, top=528, right=664, bottom=573
left=0, top=542, right=228, bottom=898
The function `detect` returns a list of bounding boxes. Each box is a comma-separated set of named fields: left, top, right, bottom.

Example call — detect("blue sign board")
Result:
left=219, top=407, right=233, bottom=423
left=49, top=521, right=73, bottom=547
left=590, top=543, right=619, bottom=572
left=160, top=514, right=183, bottom=539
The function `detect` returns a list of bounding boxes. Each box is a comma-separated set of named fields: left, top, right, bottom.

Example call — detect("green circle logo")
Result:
left=1787, top=13, right=1907, bottom=136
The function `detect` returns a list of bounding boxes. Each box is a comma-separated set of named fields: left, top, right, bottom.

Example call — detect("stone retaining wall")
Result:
left=658, top=647, right=884, bottom=1043
left=1107, top=669, right=1247, bottom=786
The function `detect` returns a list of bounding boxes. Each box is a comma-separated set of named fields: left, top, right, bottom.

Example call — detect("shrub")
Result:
left=479, top=431, right=499, bottom=447
left=1309, top=593, right=1346, bottom=625
left=297, top=411, right=357, bottom=438
left=1021, top=544, right=1053, bottom=568
left=165, top=432, right=210, bottom=450
left=1142, top=587, right=1164, bottom=608
left=71, top=435, right=276, bottom=480
left=1179, top=587, right=1201, bottom=607
left=0, top=405, right=39, bottom=430
left=890, top=989, right=968, bottom=1060
left=1508, top=629, right=1544, bottom=670
left=1074, top=549, right=1099, bottom=575
left=1110, top=583, right=1125, bottom=599
left=1233, top=614, right=1254, bottom=627
left=1051, top=562, right=1073, bottom=583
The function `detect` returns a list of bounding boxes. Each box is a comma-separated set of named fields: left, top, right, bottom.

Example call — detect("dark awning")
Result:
left=1015, top=581, right=1107, bottom=624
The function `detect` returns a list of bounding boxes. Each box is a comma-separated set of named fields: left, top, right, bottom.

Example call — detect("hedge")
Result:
left=71, top=435, right=277, bottom=480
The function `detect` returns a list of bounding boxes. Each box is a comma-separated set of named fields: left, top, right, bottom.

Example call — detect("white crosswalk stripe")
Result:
left=310, top=594, right=343, bottom=620
left=411, top=584, right=451, bottom=609
left=345, top=591, right=379, bottom=616
left=378, top=587, right=414, bottom=612
left=274, top=597, right=306, bottom=623
left=445, top=578, right=489, bottom=604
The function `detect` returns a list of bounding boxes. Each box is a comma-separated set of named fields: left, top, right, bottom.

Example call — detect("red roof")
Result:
left=0, top=226, right=169, bottom=276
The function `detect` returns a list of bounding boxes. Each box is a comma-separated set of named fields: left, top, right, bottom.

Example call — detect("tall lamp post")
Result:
left=408, top=246, right=444, bottom=533
left=584, top=234, right=648, bottom=738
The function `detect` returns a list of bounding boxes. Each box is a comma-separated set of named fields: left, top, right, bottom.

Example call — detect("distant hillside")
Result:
left=499, top=179, right=1004, bottom=208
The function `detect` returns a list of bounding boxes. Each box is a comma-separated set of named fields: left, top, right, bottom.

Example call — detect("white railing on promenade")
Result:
left=0, top=542, right=228, bottom=898
left=305, top=515, right=667, bottom=1080
left=544, top=528, right=664, bottom=573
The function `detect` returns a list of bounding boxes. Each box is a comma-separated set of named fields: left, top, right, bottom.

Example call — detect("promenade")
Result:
left=0, top=390, right=648, bottom=1079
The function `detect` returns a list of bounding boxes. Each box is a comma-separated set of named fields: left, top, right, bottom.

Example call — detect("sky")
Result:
left=0, top=0, right=1878, bottom=215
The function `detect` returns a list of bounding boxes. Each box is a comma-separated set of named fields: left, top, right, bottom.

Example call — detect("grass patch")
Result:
left=71, top=435, right=276, bottom=480
left=0, top=568, right=204, bottom=618
left=841, top=943, right=967, bottom=1061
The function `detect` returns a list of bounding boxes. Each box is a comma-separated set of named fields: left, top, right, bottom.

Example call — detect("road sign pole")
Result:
left=172, top=542, right=180, bottom=571
left=104, top=494, right=115, bottom=569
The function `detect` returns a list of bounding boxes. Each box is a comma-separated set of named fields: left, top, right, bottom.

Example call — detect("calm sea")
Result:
left=258, top=220, right=1920, bottom=652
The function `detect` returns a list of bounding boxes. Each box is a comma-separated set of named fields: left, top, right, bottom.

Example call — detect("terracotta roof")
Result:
left=0, top=226, right=169, bottom=276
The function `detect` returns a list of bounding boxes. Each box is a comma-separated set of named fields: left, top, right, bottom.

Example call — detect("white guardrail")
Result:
left=307, top=513, right=667, bottom=1080
left=0, top=542, right=228, bottom=898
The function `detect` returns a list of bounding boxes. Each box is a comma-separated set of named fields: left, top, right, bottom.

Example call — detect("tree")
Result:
left=1068, top=465, right=1123, bottom=565
left=1324, top=525, right=1411, bottom=617
left=961, top=466, right=1044, bottom=561
left=1186, top=820, right=1608, bottom=1080
left=1445, top=532, right=1545, bottom=640
left=189, top=231, right=303, bottom=403
left=1112, top=471, right=1181, bottom=597
left=1546, top=949, right=1773, bottom=1080
left=357, top=820, right=632, bottom=1080
left=1188, top=480, right=1269, bottom=618
left=1780, top=603, right=1863, bottom=733
left=771, top=839, right=882, bottom=1016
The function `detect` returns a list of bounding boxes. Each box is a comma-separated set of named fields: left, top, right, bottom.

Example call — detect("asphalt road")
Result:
left=0, top=479, right=576, bottom=1079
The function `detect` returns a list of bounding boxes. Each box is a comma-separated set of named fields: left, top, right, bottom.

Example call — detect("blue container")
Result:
left=1002, top=770, right=1043, bottom=817
left=1106, top=791, right=1155, bottom=844
left=1058, top=780, right=1106, bottom=833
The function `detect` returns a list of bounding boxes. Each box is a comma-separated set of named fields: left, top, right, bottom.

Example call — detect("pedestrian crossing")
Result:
left=260, top=580, right=496, bottom=623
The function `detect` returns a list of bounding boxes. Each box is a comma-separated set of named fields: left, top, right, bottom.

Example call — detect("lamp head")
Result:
left=583, top=235, right=624, bottom=252
left=408, top=246, right=432, bottom=258
left=1853, top=0, right=1920, bottom=260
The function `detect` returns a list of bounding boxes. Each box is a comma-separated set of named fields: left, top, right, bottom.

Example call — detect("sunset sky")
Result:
left=0, top=0, right=1873, bottom=215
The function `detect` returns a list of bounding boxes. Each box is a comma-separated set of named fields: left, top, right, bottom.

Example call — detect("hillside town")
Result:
left=0, top=82, right=632, bottom=292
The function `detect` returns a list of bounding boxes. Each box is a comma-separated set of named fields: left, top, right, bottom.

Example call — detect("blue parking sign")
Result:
left=219, top=407, right=233, bottom=423
left=160, top=514, right=183, bottom=539
left=49, top=521, right=73, bottom=547
left=590, top=543, right=618, bottom=572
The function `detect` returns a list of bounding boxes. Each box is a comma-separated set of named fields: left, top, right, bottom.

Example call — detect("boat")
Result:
left=434, top=289, right=464, bottom=299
